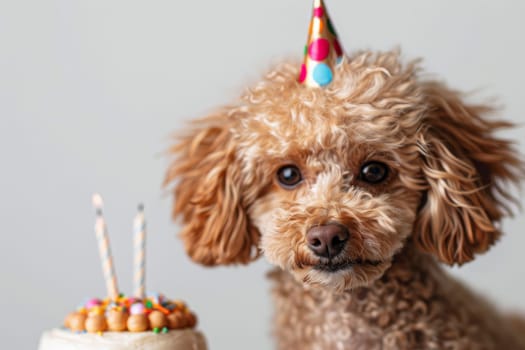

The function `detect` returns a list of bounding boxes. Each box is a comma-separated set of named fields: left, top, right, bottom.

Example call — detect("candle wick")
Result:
left=138, top=203, right=144, bottom=212
left=95, top=208, right=103, bottom=216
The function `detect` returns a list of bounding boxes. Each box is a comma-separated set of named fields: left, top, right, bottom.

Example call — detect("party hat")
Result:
left=298, top=0, right=344, bottom=88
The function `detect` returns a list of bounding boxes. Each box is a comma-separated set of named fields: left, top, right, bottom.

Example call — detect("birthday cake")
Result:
left=38, top=295, right=206, bottom=350
left=38, top=195, right=207, bottom=350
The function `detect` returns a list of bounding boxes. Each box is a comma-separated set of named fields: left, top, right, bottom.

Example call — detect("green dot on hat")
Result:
left=327, top=18, right=337, bottom=36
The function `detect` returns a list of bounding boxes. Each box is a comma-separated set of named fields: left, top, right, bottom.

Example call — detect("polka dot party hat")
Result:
left=298, top=0, right=344, bottom=88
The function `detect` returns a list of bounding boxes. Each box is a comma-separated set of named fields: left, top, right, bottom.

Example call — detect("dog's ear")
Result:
left=164, top=111, right=260, bottom=266
left=414, top=81, right=522, bottom=265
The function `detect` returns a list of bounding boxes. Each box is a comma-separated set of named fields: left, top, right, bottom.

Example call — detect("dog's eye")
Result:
left=277, top=165, right=303, bottom=189
left=359, top=161, right=389, bottom=184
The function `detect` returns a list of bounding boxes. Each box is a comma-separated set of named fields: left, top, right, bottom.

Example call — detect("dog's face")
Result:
left=245, top=106, right=422, bottom=291
left=241, top=63, right=424, bottom=290
left=166, top=51, right=521, bottom=291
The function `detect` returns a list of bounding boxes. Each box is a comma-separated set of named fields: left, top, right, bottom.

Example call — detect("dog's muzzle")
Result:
left=306, top=223, right=349, bottom=259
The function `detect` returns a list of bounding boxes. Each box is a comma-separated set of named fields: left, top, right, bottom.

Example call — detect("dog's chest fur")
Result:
left=269, top=247, right=524, bottom=350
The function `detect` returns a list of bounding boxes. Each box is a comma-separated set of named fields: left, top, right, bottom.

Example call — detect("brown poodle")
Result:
left=165, top=51, right=525, bottom=349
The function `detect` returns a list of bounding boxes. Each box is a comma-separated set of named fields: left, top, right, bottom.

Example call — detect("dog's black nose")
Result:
left=306, top=224, right=349, bottom=258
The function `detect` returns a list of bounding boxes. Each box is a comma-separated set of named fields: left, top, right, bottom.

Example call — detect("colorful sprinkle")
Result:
left=313, top=63, right=333, bottom=86
left=161, top=302, right=176, bottom=311
left=308, top=38, right=330, bottom=61
left=161, top=327, right=169, bottom=334
left=155, top=304, right=171, bottom=315
left=89, top=306, right=104, bottom=315
left=145, top=300, right=153, bottom=309
left=86, top=298, right=102, bottom=309
left=153, top=327, right=160, bottom=334
left=130, top=303, right=145, bottom=315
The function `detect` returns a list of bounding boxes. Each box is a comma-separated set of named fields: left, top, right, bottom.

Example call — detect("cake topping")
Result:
left=66, top=312, right=87, bottom=332
left=127, top=314, right=149, bottom=333
left=130, top=302, right=146, bottom=315
left=85, top=314, right=107, bottom=334
left=64, top=294, right=198, bottom=333
left=61, top=194, right=200, bottom=334
left=85, top=298, right=102, bottom=309
left=148, top=310, right=168, bottom=330
left=107, top=309, right=128, bottom=332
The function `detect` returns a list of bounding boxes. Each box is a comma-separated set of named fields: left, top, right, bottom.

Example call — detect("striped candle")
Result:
left=92, top=193, right=119, bottom=301
left=133, top=204, right=146, bottom=299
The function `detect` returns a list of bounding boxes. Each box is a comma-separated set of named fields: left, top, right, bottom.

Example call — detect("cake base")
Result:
left=38, top=328, right=207, bottom=350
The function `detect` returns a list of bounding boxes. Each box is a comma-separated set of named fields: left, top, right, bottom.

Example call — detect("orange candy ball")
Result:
left=68, top=312, right=87, bottom=332
left=167, top=311, right=186, bottom=330
left=85, top=314, right=107, bottom=333
left=107, top=309, right=128, bottom=332
left=127, top=314, right=149, bottom=332
left=186, top=312, right=198, bottom=328
left=148, top=310, right=167, bottom=329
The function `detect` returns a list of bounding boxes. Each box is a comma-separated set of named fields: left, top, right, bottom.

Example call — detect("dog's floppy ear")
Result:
left=164, top=111, right=260, bottom=266
left=414, top=81, right=522, bottom=265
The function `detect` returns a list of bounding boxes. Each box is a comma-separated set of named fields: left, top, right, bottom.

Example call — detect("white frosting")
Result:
left=38, top=328, right=207, bottom=350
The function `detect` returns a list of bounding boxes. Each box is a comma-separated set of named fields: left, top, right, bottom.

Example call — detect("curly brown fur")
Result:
left=165, top=50, right=525, bottom=349
left=269, top=244, right=525, bottom=350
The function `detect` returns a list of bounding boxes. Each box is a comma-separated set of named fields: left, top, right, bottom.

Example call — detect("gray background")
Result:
left=1, top=1, right=524, bottom=349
